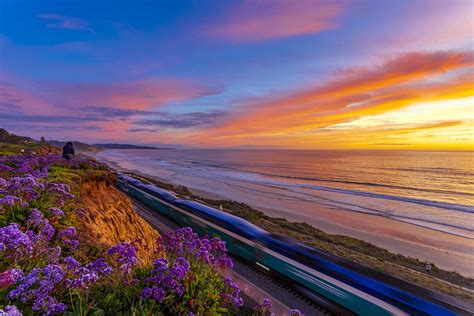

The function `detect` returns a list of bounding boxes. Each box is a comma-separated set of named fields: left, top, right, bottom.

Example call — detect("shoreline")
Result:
left=87, top=153, right=474, bottom=278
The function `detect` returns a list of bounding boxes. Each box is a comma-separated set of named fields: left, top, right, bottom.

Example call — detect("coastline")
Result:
left=87, top=153, right=474, bottom=278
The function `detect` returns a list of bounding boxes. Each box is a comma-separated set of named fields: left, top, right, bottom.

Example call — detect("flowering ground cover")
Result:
left=0, top=151, right=300, bottom=315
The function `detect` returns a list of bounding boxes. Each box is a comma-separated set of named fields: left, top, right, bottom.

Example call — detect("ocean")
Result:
left=96, top=149, right=473, bottom=239
left=93, top=148, right=474, bottom=274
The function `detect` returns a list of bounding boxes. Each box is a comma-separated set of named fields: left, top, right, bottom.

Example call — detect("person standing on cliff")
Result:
left=62, top=142, right=75, bottom=161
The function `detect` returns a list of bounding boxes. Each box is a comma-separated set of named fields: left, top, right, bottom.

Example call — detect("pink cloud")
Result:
left=0, top=73, right=220, bottom=142
left=36, top=78, right=219, bottom=110
left=204, top=0, right=344, bottom=42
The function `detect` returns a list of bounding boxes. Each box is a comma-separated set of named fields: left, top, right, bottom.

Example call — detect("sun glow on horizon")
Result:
left=0, top=0, right=473, bottom=150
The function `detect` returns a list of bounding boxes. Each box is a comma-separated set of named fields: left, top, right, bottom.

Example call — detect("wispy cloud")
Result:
left=203, top=0, right=344, bottom=42
left=0, top=112, right=95, bottom=123
left=37, top=13, right=95, bottom=33
left=135, top=111, right=225, bottom=129
left=38, top=78, right=220, bottom=110
left=80, top=106, right=152, bottom=119
left=127, top=127, right=163, bottom=133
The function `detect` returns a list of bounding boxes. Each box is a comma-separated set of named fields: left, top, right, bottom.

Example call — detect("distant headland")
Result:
left=94, top=143, right=173, bottom=150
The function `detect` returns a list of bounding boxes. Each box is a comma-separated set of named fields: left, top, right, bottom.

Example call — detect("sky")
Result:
left=0, top=0, right=473, bottom=150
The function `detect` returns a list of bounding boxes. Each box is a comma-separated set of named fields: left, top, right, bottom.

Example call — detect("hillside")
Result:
left=46, top=140, right=100, bottom=152
left=0, top=128, right=34, bottom=144
left=0, top=145, right=263, bottom=315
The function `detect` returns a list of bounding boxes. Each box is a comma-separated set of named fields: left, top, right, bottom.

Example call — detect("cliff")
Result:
left=80, top=178, right=160, bottom=266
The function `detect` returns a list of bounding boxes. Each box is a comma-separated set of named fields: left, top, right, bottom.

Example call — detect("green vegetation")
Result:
left=0, top=145, right=256, bottom=315
left=128, top=173, right=474, bottom=302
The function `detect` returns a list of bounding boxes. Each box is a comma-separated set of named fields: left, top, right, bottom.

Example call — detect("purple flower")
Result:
left=65, top=268, right=99, bottom=290
left=221, top=276, right=242, bottom=308
left=63, top=239, right=79, bottom=251
left=0, top=269, right=23, bottom=289
left=0, top=177, right=8, bottom=187
left=0, top=223, right=34, bottom=262
left=254, top=297, right=273, bottom=313
left=8, top=269, right=24, bottom=283
left=59, top=226, right=76, bottom=239
left=262, top=298, right=273, bottom=309
left=290, top=309, right=302, bottom=316
left=175, top=257, right=190, bottom=271
left=217, top=255, right=234, bottom=269
left=210, top=237, right=227, bottom=252
left=48, top=183, right=75, bottom=200
left=140, top=286, right=166, bottom=302
left=16, top=163, right=32, bottom=173
left=85, top=258, right=113, bottom=275
left=0, top=305, right=22, bottom=316
left=63, top=257, right=109, bottom=290
left=108, top=242, right=138, bottom=276
left=27, top=209, right=46, bottom=228
left=39, top=224, right=56, bottom=243
left=153, top=257, right=169, bottom=272
left=8, top=264, right=65, bottom=315
left=64, top=256, right=81, bottom=271
left=196, top=247, right=211, bottom=264
left=170, top=263, right=188, bottom=281
left=0, top=196, right=23, bottom=206
left=48, top=207, right=64, bottom=218
left=0, top=163, right=14, bottom=171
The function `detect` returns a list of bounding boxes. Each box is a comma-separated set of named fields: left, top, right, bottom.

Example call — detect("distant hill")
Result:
left=0, top=128, right=34, bottom=144
left=94, top=143, right=159, bottom=149
left=47, top=140, right=100, bottom=152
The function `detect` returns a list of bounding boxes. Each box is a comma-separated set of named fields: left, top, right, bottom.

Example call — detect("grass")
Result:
left=127, top=172, right=474, bottom=303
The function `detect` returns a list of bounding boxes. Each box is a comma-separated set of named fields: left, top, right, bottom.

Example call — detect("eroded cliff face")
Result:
left=80, top=179, right=160, bottom=266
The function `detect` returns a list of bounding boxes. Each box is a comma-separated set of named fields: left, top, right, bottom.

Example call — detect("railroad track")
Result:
left=128, top=194, right=336, bottom=316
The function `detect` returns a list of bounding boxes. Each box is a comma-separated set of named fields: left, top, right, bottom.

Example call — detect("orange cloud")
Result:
left=199, top=50, right=473, bottom=140
left=204, top=0, right=344, bottom=42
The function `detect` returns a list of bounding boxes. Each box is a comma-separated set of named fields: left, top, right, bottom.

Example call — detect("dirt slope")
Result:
left=81, top=179, right=160, bottom=266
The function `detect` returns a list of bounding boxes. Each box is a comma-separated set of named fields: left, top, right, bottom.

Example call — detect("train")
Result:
left=117, top=174, right=473, bottom=316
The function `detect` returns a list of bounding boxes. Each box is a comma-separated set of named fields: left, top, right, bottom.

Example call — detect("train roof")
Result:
left=175, top=199, right=268, bottom=237
left=141, top=183, right=178, bottom=201
left=118, top=174, right=142, bottom=186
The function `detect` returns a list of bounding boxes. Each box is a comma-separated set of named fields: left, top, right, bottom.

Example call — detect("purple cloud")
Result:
left=37, top=13, right=95, bottom=33
left=135, top=110, right=225, bottom=129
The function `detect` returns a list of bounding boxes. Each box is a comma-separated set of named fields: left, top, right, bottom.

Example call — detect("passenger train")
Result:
left=117, top=174, right=473, bottom=316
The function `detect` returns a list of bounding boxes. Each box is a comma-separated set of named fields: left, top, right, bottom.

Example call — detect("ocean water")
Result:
left=96, top=149, right=474, bottom=240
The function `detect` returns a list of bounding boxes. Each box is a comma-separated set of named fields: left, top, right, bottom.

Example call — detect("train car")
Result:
left=258, top=235, right=469, bottom=316
left=173, top=199, right=269, bottom=262
left=118, top=174, right=473, bottom=316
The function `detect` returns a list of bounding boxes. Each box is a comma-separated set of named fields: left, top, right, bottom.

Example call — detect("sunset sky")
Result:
left=0, top=0, right=472, bottom=149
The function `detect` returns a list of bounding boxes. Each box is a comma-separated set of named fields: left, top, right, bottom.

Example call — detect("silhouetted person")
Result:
left=62, top=142, right=75, bottom=161
left=425, top=262, right=432, bottom=274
